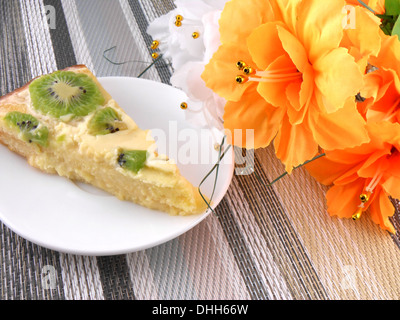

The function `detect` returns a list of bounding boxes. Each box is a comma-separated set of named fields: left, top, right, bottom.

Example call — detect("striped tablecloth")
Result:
left=1, top=0, right=400, bottom=300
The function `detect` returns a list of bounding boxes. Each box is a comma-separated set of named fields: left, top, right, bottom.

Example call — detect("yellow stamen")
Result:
left=235, top=75, right=248, bottom=84
left=352, top=207, right=363, bottom=221
left=235, top=62, right=302, bottom=84
left=360, top=192, right=371, bottom=203
left=236, top=61, right=247, bottom=70
left=150, top=40, right=159, bottom=50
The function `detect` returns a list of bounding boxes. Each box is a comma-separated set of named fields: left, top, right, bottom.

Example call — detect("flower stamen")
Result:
left=352, top=170, right=384, bottom=221
left=235, top=62, right=302, bottom=84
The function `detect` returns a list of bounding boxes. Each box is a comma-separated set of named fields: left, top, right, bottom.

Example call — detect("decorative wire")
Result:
left=103, top=46, right=166, bottom=78
left=357, top=0, right=376, bottom=14
left=198, top=136, right=231, bottom=217
left=254, top=152, right=326, bottom=188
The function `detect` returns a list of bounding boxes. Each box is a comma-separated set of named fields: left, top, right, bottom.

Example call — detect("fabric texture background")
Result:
left=1, top=0, right=400, bottom=300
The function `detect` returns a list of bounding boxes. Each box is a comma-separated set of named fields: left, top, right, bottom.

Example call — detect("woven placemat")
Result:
left=1, top=0, right=400, bottom=300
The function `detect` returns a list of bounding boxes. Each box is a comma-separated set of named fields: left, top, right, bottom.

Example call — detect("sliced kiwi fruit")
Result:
left=117, top=150, right=147, bottom=173
left=4, top=111, right=49, bottom=147
left=88, top=107, right=128, bottom=135
left=29, top=70, right=105, bottom=119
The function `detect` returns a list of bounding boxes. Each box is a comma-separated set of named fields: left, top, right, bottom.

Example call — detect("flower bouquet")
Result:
left=147, top=0, right=400, bottom=234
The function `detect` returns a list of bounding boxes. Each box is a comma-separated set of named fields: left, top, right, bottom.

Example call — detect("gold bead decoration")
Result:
left=360, top=193, right=369, bottom=203
left=236, top=60, right=247, bottom=70
left=352, top=207, right=363, bottom=221
left=214, top=143, right=221, bottom=151
left=180, top=102, right=188, bottom=110
left=175, top=15, right=183, bottom=27
left=151, top=52, right=159, bottom=59
left=150, top=40, right=160, bottom=50
left=243, top=66, right=255, bottom=75
left=235, top=75, right=248, bottom=84
left=192, top=32, right=200, bottom=39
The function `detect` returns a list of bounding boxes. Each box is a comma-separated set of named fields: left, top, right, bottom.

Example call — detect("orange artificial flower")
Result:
left=358, top=35, right=400, bottom=122
left=306, top=121, right=400, bottom=234
left=346, top=0, right=386, bottom=14
left=202, top=0, right=370, bottom=172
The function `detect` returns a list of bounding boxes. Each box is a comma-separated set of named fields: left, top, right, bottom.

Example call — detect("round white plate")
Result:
left=0, top=77, right=234, bottom=256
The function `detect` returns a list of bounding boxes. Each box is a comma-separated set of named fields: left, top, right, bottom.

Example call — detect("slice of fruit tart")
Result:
left=0, top=65, right=207, bottom=215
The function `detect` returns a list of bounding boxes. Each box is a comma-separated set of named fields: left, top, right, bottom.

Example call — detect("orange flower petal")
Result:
left=296, top=0, right=345, bottom=63
left=382, top=176, right=400, bottom=200
left=369, top=35, right=400, bottom=75
left=247, top=22, right=286, bottom=70
left=273, top=114, right=318, bottom=173
left=305, top=154, right=357, bottom=186
left=275, top=24, right=309, bottom=73
left=219, top=0, right=277, bottom=44
left=326, top=179, right=364, bottom=219
left=256, top=54, right=297, bottom=108
left=308, top=98, right=369, bottom=151
left=369, top=188, right=396, bottom=234
left=286, top=81, right=311, bottom=126
left=313, top=48, right=363, bottom=113
left=223, top=85, right=285, bottom=149
left=368, top=121, right=400, bottom=151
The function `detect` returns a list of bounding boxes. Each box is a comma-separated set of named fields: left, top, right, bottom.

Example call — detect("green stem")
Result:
left=137, top=54, right=163, bottom=78
left=198, top=136, right=231, bottom=217
left=256, top=153, right=326, bottom=188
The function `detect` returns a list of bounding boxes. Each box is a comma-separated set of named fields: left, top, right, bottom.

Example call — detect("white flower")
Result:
left=171, top=61, right=225, bottom=130
left=147, top=0, right=229, bottom=130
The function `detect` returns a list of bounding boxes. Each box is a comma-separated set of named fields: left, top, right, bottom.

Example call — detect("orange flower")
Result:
left=306, top=121, right=400, bottom=234
left=358, top=35, right=400, bottom=122
left=202, top=0, right=370, bottom=172
left=346, top=0, right=386, bottom=14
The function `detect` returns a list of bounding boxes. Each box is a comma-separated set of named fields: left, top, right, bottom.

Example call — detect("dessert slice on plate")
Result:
left=0, top=65, right=207, bottom=215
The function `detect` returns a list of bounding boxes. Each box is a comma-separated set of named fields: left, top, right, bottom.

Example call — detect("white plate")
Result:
left=0, top=77, right=234, bottom=256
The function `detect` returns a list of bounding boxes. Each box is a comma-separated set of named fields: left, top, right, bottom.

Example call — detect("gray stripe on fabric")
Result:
left=0, top=0, right=32, bottom=96
left=235, top=153, right=329, bottom=300
left=144, top=0, right=176, bottom=18
left=97, top=255, right=136, bottom=300
left=1, top=223, right=65, bottom=299
left=215, top=198, right=270, bottom=300
left=145, top=239, right=197, bottom=300
left=0, top=0, right=65, bottom=300
left=42, top=0, right=77, bottom=69
left=127, top=0, right=173, bottom=84
left=73, top=0, right=152, bottom=78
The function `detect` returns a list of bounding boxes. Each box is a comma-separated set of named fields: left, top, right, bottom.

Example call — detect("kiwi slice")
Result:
left=88, top=107, right=128, bottom=135
left=117, top=150, right=147, bottom=173
left=29, top=70, right=105, bottom=119
left=4, top=111, right=49, bottom=147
